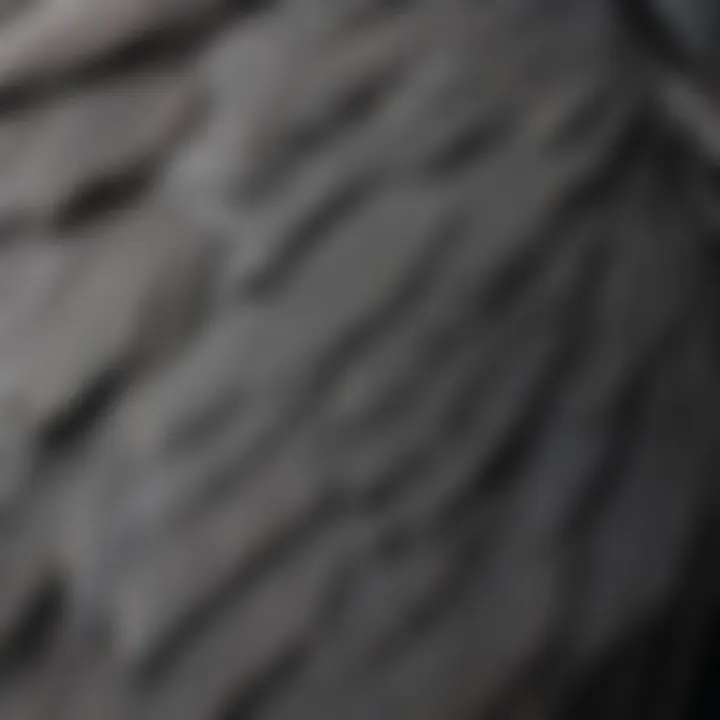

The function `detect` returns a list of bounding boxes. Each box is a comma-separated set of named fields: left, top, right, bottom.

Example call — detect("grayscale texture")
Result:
left=0, top=1, right=718, bottom=719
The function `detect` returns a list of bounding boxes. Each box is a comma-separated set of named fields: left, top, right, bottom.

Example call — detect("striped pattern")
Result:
left=0, top=1, right=717, bottom=718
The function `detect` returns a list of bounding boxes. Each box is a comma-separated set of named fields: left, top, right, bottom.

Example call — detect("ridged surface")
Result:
left=0, top=1, right=717, bottom=719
